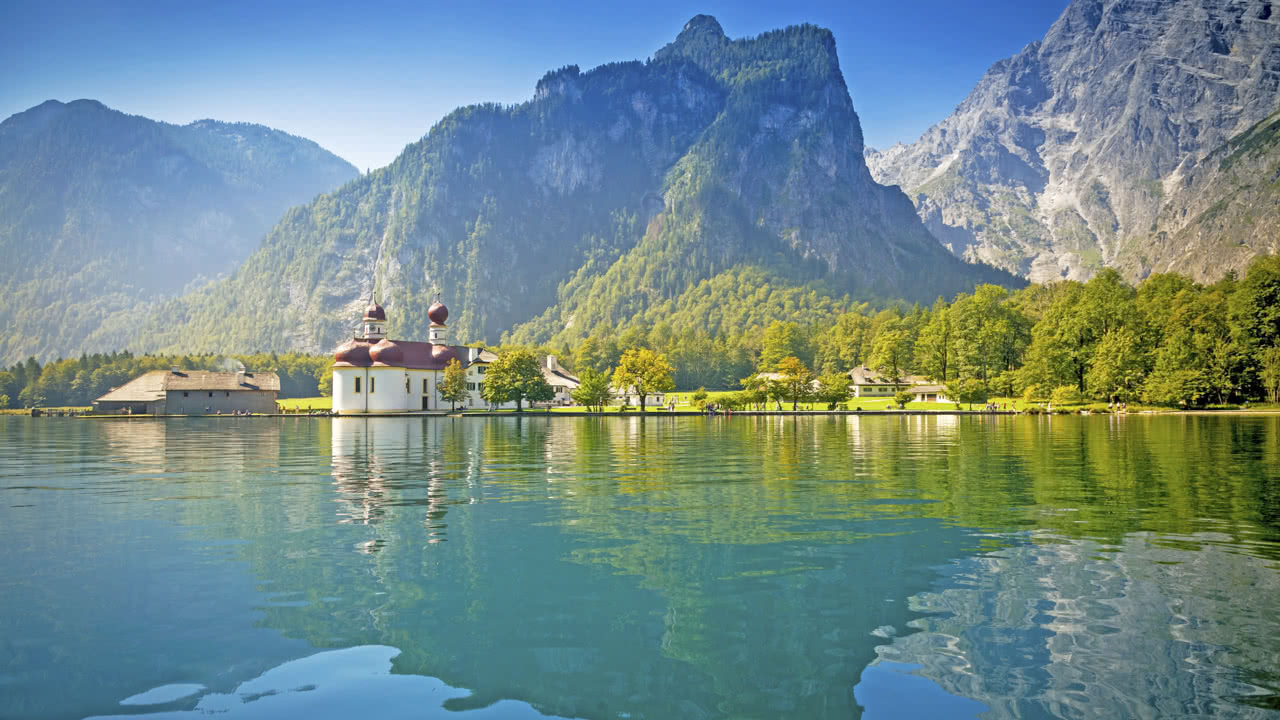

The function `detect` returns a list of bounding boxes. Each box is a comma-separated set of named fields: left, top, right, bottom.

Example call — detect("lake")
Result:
left=1, top=414, right=1278, bottom=719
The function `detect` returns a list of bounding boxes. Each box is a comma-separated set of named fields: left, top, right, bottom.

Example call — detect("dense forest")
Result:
left=6, top=255, right=1277, bottom=410
left=552, top=254, right=1280, bottom=407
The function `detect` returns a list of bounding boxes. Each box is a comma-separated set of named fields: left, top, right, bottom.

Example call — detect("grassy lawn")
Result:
left=277, top=397, right=332, bottom=411
left=0, top=406, right=92, bottom=415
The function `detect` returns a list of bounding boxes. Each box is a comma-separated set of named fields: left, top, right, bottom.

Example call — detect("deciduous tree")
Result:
left=482, top=349, right=553, bottom=411
left=612, top=348, right=674, bottom=413
left=439, top=358, right=469, bottom=410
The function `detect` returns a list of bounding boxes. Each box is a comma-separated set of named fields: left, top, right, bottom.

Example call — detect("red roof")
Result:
left=334, top=338, right=464, bottom=370
left=364, top=302, right=386, bottom=321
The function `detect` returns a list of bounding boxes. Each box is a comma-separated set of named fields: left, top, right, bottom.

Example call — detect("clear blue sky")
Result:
left=1, top=0, right=1068, bottom=172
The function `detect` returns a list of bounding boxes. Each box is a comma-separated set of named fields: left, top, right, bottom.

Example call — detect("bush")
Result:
left=1050, top=385, right=1082, bottom=407
left=1022, top=384, right=1041, bottom=405
left=692, top=387, right=709, bottom=410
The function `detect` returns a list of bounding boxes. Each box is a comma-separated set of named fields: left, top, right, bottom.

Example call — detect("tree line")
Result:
left=5, top=257, right=1278, bottom=410
left=556, top=256, right=1280, bottom=408
left=0, top=351, right=330, bottom=409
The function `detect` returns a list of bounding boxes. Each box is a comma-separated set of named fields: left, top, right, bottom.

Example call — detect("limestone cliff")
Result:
left=867, top=0, right=1280, bottom=283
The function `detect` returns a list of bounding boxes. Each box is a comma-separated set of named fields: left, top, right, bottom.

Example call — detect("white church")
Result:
left=331, top=298, right=498, bottom=414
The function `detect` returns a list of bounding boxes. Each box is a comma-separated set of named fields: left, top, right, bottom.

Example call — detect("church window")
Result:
left=370, top=377, right=376, bottom=393
left=405, top=377, right=410, bottom=393
left=354, top=377, right=361, bottom=393
left=422, top=379, right=428, bottom=393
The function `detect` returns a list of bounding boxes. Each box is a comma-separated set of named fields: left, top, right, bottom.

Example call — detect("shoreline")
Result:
left=53, top=408, right=1280, bottom=419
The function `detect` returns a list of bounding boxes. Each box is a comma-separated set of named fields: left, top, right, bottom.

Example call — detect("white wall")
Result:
left=333, top=368, right=368, bottom=414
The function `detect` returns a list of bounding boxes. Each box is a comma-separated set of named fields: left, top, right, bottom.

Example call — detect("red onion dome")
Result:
left=427, top=301, right=448, bottom=325
left=369, top=339, right=404, bottom=365
left=364, top=301, right=386, bottom=322
left=334, top=340, right=372, bottom=366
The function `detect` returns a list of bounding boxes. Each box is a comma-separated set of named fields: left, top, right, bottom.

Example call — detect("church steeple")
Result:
left=427, top=296, right=449, bottom=344
left=361, top=298, right=386, bottom=341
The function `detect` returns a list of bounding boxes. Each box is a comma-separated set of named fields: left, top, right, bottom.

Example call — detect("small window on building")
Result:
left=183, top=392, right=189, bottom=397
left=477, top=366, right=487, bottom=374
left=370, top=377, right=376, bottom=393
left=354, top=377, right=362, bottom=393
left=422, top=379, right=428, bottom=393
left=405, top=377, right=410, bottom=394
left=467, top=382, right=475, bottom=391
left=209, top=392, right=214, bottom=398
left=225, top=392, right=229, bottom=398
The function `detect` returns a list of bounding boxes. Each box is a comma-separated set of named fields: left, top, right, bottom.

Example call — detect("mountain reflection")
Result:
left=2, top=415, right=1278, bottom=719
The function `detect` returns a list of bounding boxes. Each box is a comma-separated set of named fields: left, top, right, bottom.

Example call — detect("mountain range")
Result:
left=866, top=0, right=1280, bottom=283
left=129, top=15, right=1014, bottom=356
left=0, top=99, right=357, bottom=364
left=4, top=0, right=1279, bottom=364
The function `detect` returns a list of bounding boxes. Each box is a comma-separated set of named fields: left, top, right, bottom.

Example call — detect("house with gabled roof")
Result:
left=93, top=369, right=280, bottom=415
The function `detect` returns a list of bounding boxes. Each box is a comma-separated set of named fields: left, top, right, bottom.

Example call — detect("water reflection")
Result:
left=864, top=531, right=1280, bottom=718
left=88, top=645, right=576, bottom=719
left=1, top=415, right=1278, bottom=719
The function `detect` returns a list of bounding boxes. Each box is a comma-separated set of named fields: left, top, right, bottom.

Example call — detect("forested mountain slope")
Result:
left=866, top=0, right=1280, bottom=283
left=140, top=16, right=1016, bottom=356
left=0, top=99, right=358, bottom=364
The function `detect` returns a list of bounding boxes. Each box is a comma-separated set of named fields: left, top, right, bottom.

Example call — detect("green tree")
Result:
left=868, top=321, right=910, bottom=382
left=574, top=334, right=617, bottom=375
left=1261, top=346, right=1280, bottom=404
left=775, top=357, right=815, bottom=410
left=739, top=374, right=769, bottom=410
left=570, top=367, right=614, bottom=412
left=1143, top=369, right=1210, bottom=407
left=758, top=321, right=810, bottom=371
left=813, top=310, right=872, bottom=374
left=1050, top=385, right=1082, bottom=408
left=951, top=378, right=989, bottom=410
left=482, top=348, right=553, bottom=411
left=914, top=298, right=952, bottom=382
left=612, top=348, right=675, bottom=413
left=0, top=394, right=8, bottom=409
left=439, top=358, right=469, bottom=410
left=815, top=372, right=852, bottom=410
left=893, top=390, right=913, bottom=409
left=1085, top=328, right=1146, bottom=401
left=691, top=387, right=709, bottom=410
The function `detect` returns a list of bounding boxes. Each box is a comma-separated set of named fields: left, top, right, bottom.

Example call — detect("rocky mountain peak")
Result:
left=679, top=14, right=725, bottom=40
left=867, top=0, right=1280, bottom=283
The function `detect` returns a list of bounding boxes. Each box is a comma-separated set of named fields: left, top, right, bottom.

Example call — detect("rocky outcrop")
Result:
left=867, top=0, right=1280, bottom=283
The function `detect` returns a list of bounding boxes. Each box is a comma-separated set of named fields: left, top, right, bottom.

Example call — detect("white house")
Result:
left=542, top=356, right=580, bottom=406
left=911, top=384, right=953, bottom=403
left=332, top=299, right=497, bottom=414
left=847, top=366, right=927, bottom=398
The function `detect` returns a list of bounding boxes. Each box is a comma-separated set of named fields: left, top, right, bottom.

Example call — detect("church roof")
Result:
left=334, top=339, right=469, bottom=370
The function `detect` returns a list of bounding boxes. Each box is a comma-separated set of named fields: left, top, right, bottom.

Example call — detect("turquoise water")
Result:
left=1, top=414, right=1278, bottom=719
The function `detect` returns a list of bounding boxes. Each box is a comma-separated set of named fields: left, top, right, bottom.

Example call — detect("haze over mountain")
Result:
left=866, top=0, right=1280, bottom=283
left=0, top=99, right=358, bottom=364
left=139, top=15, right=1016, bottom=356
